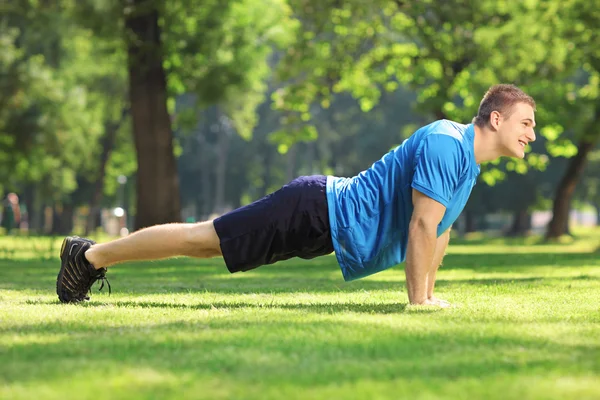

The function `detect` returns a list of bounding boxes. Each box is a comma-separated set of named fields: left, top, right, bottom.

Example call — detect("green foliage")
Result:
left=274, top=0, right=394, bottom=136
left=269, top=125, right=317, bottom=154
left=274, top=0, right=592, bottom=185
left=0, top=5, right=107, bottom=200
left=165, top=0, right=297, bottom=140
left=3, top=0, right=600, bottom=221
left=103, top=123, right=137, bottom=198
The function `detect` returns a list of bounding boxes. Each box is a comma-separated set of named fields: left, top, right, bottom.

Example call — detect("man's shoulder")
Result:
left=412, top=120, right=475, bottom=166
left=416, top=120, right=472, bottom=151
left=422, top=119, right=469, bottom=137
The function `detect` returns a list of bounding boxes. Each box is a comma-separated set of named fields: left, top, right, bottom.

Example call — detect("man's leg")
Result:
left=427, top=229, right=450, bottom=305
left=85, top=221, right=222, bottom=269
left=56, top=175, right=331, bottom=303
left=56, top=220, right=223, bottom=303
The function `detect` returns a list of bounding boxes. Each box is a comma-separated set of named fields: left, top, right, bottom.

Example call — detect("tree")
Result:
left=1, top=1, right=108, bottom=232
left=167, top=0, right=296, bottom=217
left=122, top=0, right=181, bottom=229
left=576, top=150, right=600, bottom=224
left=70, top=0, right=296, bottom=228
left=277, top=1, right=566, bottom=174
left=545, top=0, right=600, bottom=238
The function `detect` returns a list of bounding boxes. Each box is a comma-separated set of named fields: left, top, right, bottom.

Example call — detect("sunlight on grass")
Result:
left=0, top=229, right=599, bottom=399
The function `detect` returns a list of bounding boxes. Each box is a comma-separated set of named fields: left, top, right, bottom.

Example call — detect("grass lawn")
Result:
left=1, top=230, right=599, bottom=400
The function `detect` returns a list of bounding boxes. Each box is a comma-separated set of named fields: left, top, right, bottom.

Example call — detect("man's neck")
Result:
left=473, top=124, right=502, bottom=164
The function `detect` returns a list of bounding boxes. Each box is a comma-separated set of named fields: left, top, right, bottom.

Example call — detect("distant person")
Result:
left=2, top=193, right=21, bottom=235
left=56, top=84, right=536, bottom=307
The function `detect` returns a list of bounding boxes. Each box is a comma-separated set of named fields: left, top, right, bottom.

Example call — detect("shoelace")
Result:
left=87, top=270, right=111, bottom=296
left=95, top=276, right=112, bottom=295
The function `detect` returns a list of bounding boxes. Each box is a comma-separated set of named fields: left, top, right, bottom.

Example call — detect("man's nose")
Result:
left=527, top=128, right=536, bottom=143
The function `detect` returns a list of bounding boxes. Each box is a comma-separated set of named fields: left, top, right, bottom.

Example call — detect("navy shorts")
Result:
left=213, top=175, right=334, bottom=273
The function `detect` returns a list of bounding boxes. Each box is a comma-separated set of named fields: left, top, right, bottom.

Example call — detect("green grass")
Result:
left=1, top=230, right=599, bottom=400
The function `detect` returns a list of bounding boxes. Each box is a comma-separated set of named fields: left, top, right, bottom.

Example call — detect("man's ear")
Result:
left=489, top=110, right=501, bottom=130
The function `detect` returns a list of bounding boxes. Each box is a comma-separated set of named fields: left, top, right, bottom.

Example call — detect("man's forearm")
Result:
left=405, top=218, right=438, bottom=304
left=427, top=230, right=450, bottom=299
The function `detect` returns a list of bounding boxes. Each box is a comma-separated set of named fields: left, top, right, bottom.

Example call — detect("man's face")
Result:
left=496, top=102, right=537, bottom=159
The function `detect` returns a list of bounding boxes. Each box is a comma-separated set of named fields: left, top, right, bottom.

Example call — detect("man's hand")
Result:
left=405, top=189, right=446, bottom=305
left=428, top=296, right=451, bottom=308
left=410, top=297, right=451, bottom=308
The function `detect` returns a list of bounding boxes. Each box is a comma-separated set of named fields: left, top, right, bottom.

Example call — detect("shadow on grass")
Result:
left=0, top=260, right=600, bottom=300
left=442, top=252, right=600, bottom=270
left=23, top=298, right=412, bottom=314
left=4, top=272, right=597, bottom=297
left=0, top=251, right=598, bottom=295
left=449, top=228, right=600, bottom=246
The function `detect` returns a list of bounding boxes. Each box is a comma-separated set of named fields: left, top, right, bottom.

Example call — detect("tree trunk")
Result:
left=85, top=108, right=128, bottom=236
left=125, top=0, right=180, bottom=230
left=261, top=143, right=272, bottom=197
left=306, top=141, right=315, bottom=175
left=286, top=144, right=298, bottom=183
left=41, top=203, right=50, bottom=234
left=465, top=210, right=477, bottom=233
left=213, top=110, right=231, bottom=215
left=435, top=110, right=448, bottom=120
left=507, top=209, right=531, bottom=236
left=198, top=128, right=212, bottom=220
left=51, top=204, right=74, bottom=235
left=22, top=184, right=36, bottom=232
left=546, top=138, right=598, bottom=239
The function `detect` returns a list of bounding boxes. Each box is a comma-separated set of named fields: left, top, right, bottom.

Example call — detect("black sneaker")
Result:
left=56, top=236, right=110, bottom=303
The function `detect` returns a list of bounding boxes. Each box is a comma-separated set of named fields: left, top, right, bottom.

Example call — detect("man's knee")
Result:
left=185, top=221, right=222, bottom=256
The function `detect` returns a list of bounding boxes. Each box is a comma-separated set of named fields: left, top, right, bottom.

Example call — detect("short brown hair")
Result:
left=472, top=84, right=536, bottom=127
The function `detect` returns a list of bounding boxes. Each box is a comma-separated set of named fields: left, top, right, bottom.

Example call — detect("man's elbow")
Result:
left=409, top=215, right=439, bottom=236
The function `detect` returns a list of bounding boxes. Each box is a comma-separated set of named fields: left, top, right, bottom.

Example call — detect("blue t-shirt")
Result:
left=326, top=120, right=480, bottom=281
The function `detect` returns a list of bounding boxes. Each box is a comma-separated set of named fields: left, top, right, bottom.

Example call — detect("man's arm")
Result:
left=428, top=228, right=451, bottom=301
left=405, top=189, right=446, bottom=305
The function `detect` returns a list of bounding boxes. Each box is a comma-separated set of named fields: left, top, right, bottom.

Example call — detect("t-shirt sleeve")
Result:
left=411, top=134, right=464, bottom=208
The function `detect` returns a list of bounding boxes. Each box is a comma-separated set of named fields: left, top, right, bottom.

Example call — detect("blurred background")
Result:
left=1, top=0, right=599, bottom=241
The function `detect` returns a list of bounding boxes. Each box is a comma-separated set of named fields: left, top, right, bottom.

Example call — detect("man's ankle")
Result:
left=84, top=246, right=103, bottom=270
